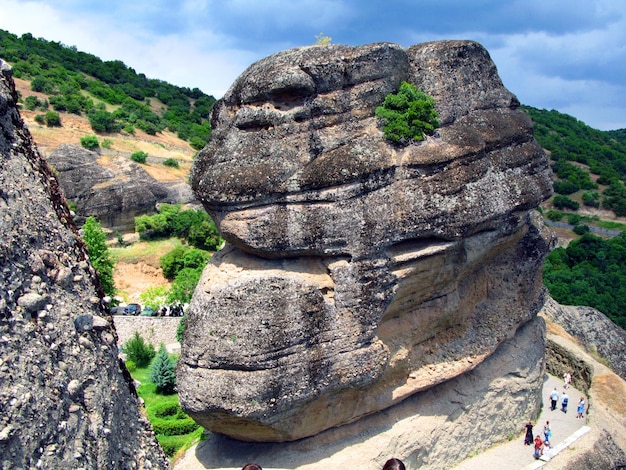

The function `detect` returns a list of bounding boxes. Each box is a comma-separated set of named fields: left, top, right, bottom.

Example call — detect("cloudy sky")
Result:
left=1, top=0, right=624, bottom=130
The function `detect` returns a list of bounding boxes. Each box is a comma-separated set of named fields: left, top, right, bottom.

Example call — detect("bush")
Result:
left=150, top=344, right=177, bottom=394
left=553, top=195, right=580, bottom=211
left=44, top=111, right=61, bottom=127
left=131, top=151, right=148, bottom=164
left=546, top=210, right=563, bottom=222
left=151, top=417, right=199, bottom=436
left=375, top=81, right=439, bottom=145
left=101, top=138, right=113, bottom=149
left=34, top=114, right=45, bottom=125
left=123, top=332, right=155, bottom=368
left=163, top=158, right=179, bottom=168
left=567, top=214, right=581, bottom=225
left=80, top=135, right=100, bottom=150
left=125, top=359, right=137, bottom=372
left=176, top=316, right=186, bottom=343
left=573, top=224, right=590, bottom=235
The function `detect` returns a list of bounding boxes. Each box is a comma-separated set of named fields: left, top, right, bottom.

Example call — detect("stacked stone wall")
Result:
left=113, top=316, right=181, bottom=351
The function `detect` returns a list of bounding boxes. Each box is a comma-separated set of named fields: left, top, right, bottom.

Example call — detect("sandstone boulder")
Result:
left=0, top=60, right=168, bottom=468
left=47, top=143, right=190, bottom=232
left=179, top=40, right=554, bottom=442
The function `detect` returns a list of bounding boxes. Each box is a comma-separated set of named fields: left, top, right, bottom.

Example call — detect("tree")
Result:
left=167, top=267, right=202, bottom=304
left=150, top=344, right=177, bottom=394
left=44, top=111, right=61, bottom=127
left=82, top=216, right=115, bottom=296
left=375, top=82, right=439, bottom=145
left=123, top=332, right=156, bottom=367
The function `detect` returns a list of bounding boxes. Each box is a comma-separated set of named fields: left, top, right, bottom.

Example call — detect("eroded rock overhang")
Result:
left=178, top=40, right=554, bottom=442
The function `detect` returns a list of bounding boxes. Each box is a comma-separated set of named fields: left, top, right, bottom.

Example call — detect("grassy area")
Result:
left=129, top=356, right=203, bottom=461
left=110, top=237, right=182, bottom=266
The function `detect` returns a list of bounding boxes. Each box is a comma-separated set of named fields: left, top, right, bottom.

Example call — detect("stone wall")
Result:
left=113, top=316, right=181, bottom=351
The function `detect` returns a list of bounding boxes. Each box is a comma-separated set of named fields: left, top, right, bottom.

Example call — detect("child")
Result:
left=534, top=434, right=544, bottom=459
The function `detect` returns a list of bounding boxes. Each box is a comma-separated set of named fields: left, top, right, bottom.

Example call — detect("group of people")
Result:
left=524, top=371, right=587, bottom=460
left=549, top=386, right=586, bottom=417
left=241, top=458, right=406, bottom=470
left=524, top=420, right=553, bottom=459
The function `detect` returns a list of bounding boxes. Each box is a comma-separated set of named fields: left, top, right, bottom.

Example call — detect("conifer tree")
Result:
left=150, top=344, right=177, bottom=394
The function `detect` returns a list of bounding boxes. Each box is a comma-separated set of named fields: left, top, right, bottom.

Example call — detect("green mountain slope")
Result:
left=0, top=29, right=216, bottom=150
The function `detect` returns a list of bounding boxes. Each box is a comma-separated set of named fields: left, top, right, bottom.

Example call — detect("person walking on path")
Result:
left=577, top=397, right=586, bottom=419
left=524, top=421, right=534, bottom=445
left=561, top=391, right=569, bottom=413
left=563, top=371, right=571, bottom=389
left=549, top=387, right=559, bottom=411
left=543, top=421, right=552, bottom=448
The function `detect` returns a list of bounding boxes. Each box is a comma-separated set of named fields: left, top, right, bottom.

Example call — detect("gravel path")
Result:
left=452, top=374, right=590, bottom=470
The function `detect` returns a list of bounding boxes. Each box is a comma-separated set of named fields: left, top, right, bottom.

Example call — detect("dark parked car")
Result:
left=124, top=303, right=141, bottom=315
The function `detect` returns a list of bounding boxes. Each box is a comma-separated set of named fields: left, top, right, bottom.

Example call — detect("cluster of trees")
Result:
left=543, top=232, right=626, bottom=329
left=135, top=204, right=223, bottom=306
left=522, top=106, right=626, bottom=216
left=135, top=203, right=222, bottom=252
left=0, top=29, right=215, bottom=149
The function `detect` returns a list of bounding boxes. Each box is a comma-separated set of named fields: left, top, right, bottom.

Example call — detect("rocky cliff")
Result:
left=47, top=143, right=195, bottom=232
left=543, top=296, right=626, bottom=381
left=178, top=40, right=554, bottom=444
left=0, top=60, right=168, bottom=468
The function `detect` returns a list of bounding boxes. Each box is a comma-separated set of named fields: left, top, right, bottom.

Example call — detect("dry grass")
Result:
left=14, top=77, right=196, bottom=166
left=593, top=372, right=626, bottom=417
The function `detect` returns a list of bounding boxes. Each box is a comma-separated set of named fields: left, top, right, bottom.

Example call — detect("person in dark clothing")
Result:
left=524, top=421, right=534, bottom=445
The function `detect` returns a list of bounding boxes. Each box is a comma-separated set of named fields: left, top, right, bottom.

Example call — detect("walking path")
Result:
left=453, top=374, right=590, bottom=470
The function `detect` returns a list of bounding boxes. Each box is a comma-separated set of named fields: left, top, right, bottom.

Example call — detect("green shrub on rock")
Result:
left=375, top=81, right=439, bottom=145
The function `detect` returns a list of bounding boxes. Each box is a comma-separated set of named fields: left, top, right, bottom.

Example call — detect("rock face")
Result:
left=47, top=144, right=194, bottom=232
left=543, top=296, right=626, bottom=381
left=0, top=61, right=168, bottom=468
left=179, top=40, right=554, bottom=442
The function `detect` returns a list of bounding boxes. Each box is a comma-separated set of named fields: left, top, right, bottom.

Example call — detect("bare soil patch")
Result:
left=114, top=261, right=170, bottom=303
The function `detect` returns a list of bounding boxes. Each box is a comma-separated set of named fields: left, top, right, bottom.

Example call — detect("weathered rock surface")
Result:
left=542, top=296, right=626, bottom=381
left=0, top=60, right=168, bottom=468
left=176, top=316, right=546, bottom=469
left=47, top=143, right=192, bottom=232
left=179, top=40, right=554, bottom=442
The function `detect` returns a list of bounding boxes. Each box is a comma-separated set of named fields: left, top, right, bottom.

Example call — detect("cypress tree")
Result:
left=150, top=344, right=176, bottom=394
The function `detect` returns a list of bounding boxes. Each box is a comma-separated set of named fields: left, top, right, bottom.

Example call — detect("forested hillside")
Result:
left=0, top=29, right=216, bottom=150
left=522, top=105, right=626, bottom=216
left=524, top=106, right=626, bottom=330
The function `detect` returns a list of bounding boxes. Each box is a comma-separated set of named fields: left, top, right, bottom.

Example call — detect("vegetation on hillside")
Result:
left=544, top=232, right=626, bottom=329
left=527, top=106, right=626, bottom=330
left=522, top=106, right=626, bottom=216
left=0, top=29, right=216, bottom=149
left=82, top=216, right=116, bottom=297
left=125, top=343, right=202, bottom=459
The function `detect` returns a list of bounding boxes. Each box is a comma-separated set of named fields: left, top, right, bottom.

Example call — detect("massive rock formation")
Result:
left=47, top=144, right=195, bottom=232
left=543, top=296, right=626, bottom=382
left=0, top=61, right=168, bottom=468
left=178, top=40, right=554, bottom=443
